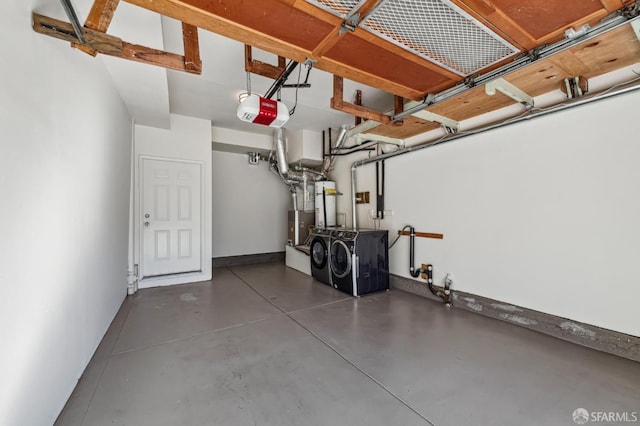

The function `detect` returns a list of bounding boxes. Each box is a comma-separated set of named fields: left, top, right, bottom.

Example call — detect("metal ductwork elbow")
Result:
left=274, top=127, right=289, bottom=177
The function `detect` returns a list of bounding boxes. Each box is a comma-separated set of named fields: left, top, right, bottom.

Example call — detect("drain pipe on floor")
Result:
left=408, top=227, right=451, bottom=305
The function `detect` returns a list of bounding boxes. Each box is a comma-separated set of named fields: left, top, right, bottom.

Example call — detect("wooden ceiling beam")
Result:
left=308, top=0, right=382, bottom=59
left=293, top=0, right=460, bottom=82
left=330, top=75, right=392, bottom=124
left=121, top=0, right=441, bottom=100
left=182, top=23, right=202, bottom=74
left=86, top=0, right=120, bottom=31
left=73, top=0, right=121, bottom=56
left=32, top=13, right=201, bottom=75
left=600, top=0, right=629, bottom=13
left=393, top=96, right=405, bottom=126
left=121, top=42, right=191, bottom=72
left=244, top=45, right=287, bottom=80
left=33, top=13, right=122, bottom=55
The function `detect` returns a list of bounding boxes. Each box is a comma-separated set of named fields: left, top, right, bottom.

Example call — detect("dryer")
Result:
left=309, top=228, right=333, bottom=286
left=330, top=229, right=389, bottom=296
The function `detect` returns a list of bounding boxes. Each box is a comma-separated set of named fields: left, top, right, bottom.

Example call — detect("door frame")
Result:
left=134, top=155, right=206, bottom=287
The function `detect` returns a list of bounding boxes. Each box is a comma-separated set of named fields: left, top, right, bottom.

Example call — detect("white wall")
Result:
left=134, top=114, right=213, bottom=288
left=212, top=150, right=290, bottom=257
left=0, top=2, right=132, bottom=425
left=333, top=90, right=640, bottom=337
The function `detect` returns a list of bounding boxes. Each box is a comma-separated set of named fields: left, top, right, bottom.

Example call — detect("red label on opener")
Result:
left=252, top=97, right=278, bottom=125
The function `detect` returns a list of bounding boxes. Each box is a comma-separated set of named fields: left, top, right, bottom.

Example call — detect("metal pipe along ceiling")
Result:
left=350, top=80, right=640, bottom=229
left=274, top=127, right=289, bottom=177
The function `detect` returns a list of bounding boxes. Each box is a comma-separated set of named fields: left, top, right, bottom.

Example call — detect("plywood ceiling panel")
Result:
left=105, top=0, right=637, bottom=138
left=326, top=33, right=456, bottom=95
left=182, top=0, right=333, bottom=50
left=364, top=21, right=640, bottom=140
left=569, top=24, right=640, bottom=75
left=428, top=86, right=515, bottom=121
left=365, top=116, right=442, bottom=139
left=506, top=24, right=640, bottom=97
left=489, top=0, right=605, bottom=40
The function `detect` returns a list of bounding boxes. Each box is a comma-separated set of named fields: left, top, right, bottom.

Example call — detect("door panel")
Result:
left=142, top=158, right=202, bottom=277
left=330, top=240, right=351, bottom=278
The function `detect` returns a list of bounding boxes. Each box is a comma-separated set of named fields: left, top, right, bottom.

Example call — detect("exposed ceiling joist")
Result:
left=32, top=12, right=202, bottom=74
left=73, top=0, right=120, bottom=56
left=244, top=45, right=287, bottom=80
left=330, top=75, right=392, bottom=124
left=121, top=0, right=451, bottom=100
left=182, top=22, right=201, bottom=73
left=31, top=0, right=640, bottom=138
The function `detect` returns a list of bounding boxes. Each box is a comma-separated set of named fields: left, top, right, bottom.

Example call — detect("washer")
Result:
left=309, top=228, right=333, bottom=286
left=330, top=229, right=389, bottom=296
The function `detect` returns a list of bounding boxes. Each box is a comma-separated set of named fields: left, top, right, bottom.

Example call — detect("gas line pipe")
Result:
left=407, top=226, right=452, bottom=306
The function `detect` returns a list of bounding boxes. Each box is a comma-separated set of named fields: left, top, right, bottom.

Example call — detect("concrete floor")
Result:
left=56, top=263, right=640, bottom=426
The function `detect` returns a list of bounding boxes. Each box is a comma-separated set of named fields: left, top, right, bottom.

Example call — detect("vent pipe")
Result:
left=274, top=127, right=289, bottom=177
left=322, top=125, right=349, bottom=175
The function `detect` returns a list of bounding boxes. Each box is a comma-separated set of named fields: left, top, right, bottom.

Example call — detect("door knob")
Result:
left=145, top=213, right=150, bottom=218
left=144, top=222, right=150, bottom=227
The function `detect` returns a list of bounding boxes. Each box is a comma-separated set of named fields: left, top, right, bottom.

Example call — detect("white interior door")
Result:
left=141, top=158, right=202, bottom=277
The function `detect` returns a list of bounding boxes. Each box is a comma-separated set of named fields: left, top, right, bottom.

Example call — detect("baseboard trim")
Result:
left=390, top=274, right=640, bottom=363
left=212, top=252, right=285, bottom=268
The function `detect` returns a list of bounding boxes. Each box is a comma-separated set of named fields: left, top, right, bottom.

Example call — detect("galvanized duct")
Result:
left=322, top=125, right=350, bottom=175
left=274, top=127, right=289, bottom=177
left=270, top=128, right=333, bottom=210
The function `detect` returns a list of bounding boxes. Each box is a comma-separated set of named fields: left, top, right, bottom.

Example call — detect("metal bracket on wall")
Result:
left=631, top=19, right=640, bottom=41
left=59, top=0, right=85, bottom=43
left=353, top=134, right=404, bottom=146
left=411, top=110, right=460, bottom=132
left=339, top=13, right=360, bottom=35
left=485, top=78, right=534, bottom=108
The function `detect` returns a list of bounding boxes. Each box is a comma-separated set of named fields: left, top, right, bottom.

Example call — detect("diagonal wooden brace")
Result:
left=33, top=13, right=201, bottom=75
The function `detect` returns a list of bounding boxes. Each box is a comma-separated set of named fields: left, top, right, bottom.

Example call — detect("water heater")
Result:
left=315, top=181, right=337, bottom=228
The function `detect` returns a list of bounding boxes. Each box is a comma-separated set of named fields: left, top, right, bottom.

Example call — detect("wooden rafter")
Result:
left=244, top=45, right=287, bottom=80
left=73, top=0, right=121, bottom=56
left=182, top=23, right=202, bottom=74
left=290, top=0, right=460, bottom=85
left=122, top=0, right=431, bottom=100
left=330, top=75, right=392, bottom=124
left=32, top=13, right=201, bottom=75
left=354, top=89, right=362, bottom=126
left=393, top=96, right=404, bottom=126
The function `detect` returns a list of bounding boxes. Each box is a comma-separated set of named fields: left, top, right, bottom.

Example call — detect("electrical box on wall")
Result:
left=356, top=192, right=370, bottom=204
